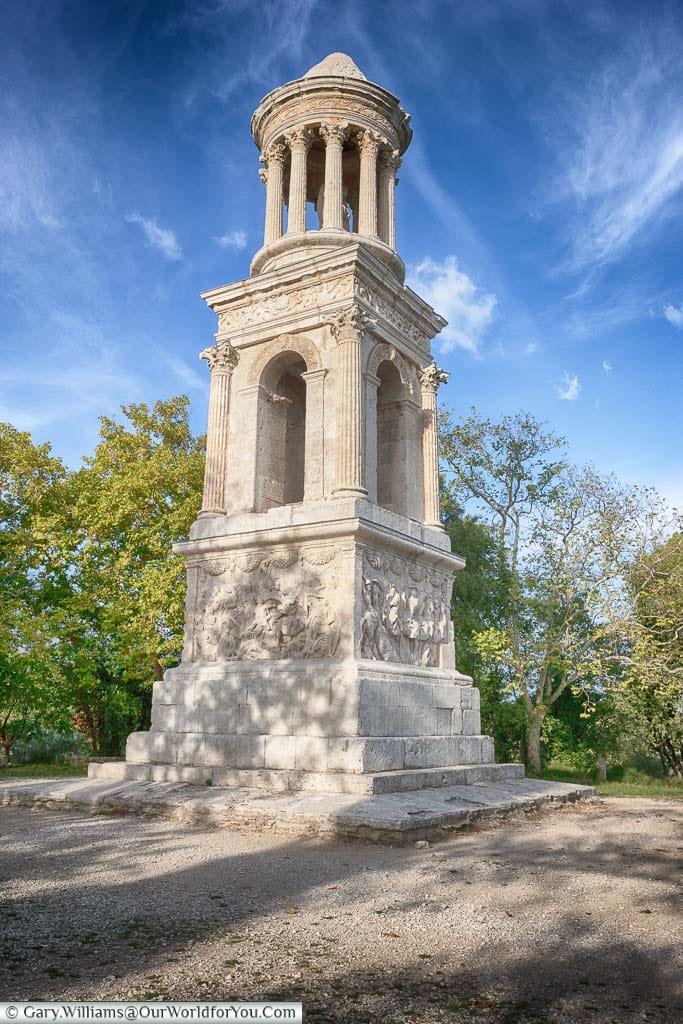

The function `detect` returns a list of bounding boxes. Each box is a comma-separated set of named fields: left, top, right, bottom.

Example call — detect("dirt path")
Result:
left=1, top=797, right=680, bottom=1022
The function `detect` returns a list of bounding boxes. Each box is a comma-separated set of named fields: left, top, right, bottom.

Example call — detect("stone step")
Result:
left=89, top=759, right=525, bottom=794
left=0, top=775, right=596, bottom=843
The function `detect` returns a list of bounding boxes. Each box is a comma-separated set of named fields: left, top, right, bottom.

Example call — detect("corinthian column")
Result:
left=378, top=149, right=401, bottom=249
left=420, top=362, right=449, bottom=529
left=262, top=142, right=286, bottom=246
left=198, top=339, right=240, bottom=517
left=331, top=307, right=373, bottom=497
left=285, top=127, right=314, bottom=234
left=319, top=122, right=348, bottom=231
left=357, top=129, right=382, bottom=237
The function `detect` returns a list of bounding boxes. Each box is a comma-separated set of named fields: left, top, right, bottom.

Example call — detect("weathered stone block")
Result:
left=126, top=732, right=152, bottom=764
left=235, top=734, right=266, bottom=768
left=462, top=709, right=481, bottom=736
left=264, top=735, right=297, bottom=770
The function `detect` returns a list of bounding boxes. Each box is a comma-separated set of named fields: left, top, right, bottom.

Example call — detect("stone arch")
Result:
left=366, top=341, right=416, bottom=396
left=247, top=332, right=322, bottom=387
left=364, top=343, right=421, bottom=518
left=254, top=348, right=310, bottom=510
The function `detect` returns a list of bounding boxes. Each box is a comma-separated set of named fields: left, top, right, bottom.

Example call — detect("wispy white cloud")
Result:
left=602, top=360, right=612, bottom=373
left=175, top=0, right=318, bottom=108
left=525, top=342, right=538, bottom=355
left=553, top=22, right=683, bottom=271
left=214, top=229, right=247, bottom=250
left=663, top=302, right=683, bottom=329
left=407, top=255, right=496, bottom=354
left=125, top=212, right=182, bottom=261
left=160, top=352, right=209, bottom=393
left=555, top=372, right=581, bottom=401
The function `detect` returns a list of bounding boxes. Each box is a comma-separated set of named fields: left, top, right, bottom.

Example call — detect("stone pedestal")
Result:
left=119, top=501, right=502, bottom=794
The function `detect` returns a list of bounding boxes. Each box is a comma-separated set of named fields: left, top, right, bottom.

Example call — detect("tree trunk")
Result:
left=0, top=737, right=13, bottom=767
left=595, top=758, right=608, bottom=783
left=526, top=708, right=545, bottom=775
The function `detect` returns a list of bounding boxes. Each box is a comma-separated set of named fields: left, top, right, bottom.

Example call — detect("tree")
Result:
left=440, top=409, right=669, bottom=773
left=0, top=424, right=71, bottom=763
left=53, top=397, right=205, bottom=754
left=443, top=493, right=524, bottom=761
left=615, top=532, right=683, bottom=775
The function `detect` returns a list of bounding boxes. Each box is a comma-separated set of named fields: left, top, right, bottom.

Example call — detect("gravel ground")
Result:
left=1, top=798, right=680, bottom=1023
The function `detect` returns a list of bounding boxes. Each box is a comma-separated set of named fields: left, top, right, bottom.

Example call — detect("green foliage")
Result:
left=439, top=406, right=675, bottom=774
left=614, top=532, right=683, bottom=775
left=11, top=729, right=90, bottom=765
left=0, top=398, right=204, bottom=761
left=445, top=506, right=525, bottom=761
left=0, top=424, right=73, bottom=761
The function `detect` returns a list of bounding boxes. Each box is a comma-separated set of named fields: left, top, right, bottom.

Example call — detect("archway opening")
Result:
left=376, top=359, right=407, bottom=516
left=258, top=354, right=307, bottom=510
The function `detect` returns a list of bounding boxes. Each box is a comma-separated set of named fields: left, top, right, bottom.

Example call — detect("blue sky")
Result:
left=1, top=0, right=682, bottom=507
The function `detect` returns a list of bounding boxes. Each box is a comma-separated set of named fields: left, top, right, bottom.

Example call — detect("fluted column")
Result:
left=378, top=149, right=401, bottom=249
left=285, top=127, right=314, bottom=235
left=199, top=339, right=240, bottom=517
left=319, top=122, right=348, bottom=231
left=262, top=142, right=286, bottom=246
left=332, top=307, right=372, bottom=497
left=357, top=129, right=382, bottom=237
left=420, top=362, right=449, bottom=529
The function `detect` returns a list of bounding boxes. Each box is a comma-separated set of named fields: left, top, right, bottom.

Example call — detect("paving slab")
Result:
left=0, top=775, right=595, bottom=843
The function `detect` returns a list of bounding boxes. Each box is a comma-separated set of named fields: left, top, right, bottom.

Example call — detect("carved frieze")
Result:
left=355, top=281, right=426, bottom=345
left=360, top=548, right=452, bottom=668
left=217, top=274, right=354, bottom=334
left=192, top=545, right=341, bottom=663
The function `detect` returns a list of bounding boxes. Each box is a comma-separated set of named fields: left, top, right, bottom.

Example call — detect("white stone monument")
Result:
left=104, top=53, right=523, bottom=795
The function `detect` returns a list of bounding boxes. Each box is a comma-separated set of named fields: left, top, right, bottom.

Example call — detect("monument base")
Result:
left=88, top=758, right=525, bottom=795
left=96, top=658, right=523, bottom=794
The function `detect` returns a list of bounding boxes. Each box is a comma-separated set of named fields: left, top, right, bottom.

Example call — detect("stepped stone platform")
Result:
left=0, top=775, right=595, bottom=843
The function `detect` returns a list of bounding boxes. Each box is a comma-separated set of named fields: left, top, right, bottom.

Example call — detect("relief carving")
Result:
left=360, top=548, right=451, bottom=668
left=193, top=546, right=341, bottom=662
left=217, top=275, right=354, bottom=334
left=355, top=282, right=426, bottom=345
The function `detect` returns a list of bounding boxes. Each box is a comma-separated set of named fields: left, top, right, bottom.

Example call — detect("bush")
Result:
left=628, top=750, right=666, bottom=778
left=605, top=763, right=626, bottom=781
left=11, top=729, right=90, bottom=765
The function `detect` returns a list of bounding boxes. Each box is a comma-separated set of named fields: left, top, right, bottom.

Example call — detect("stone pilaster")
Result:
left=285, top=127, right=314, bottom=235
left=420, top=362, right=449, bottom=529
left=199, top=339, right=240, bottom=517
left=262, top=142, right=286, bottom=246
left=378, top=149, right=401, bottom=249
left=319, top=122, right=348, bottom=231
left=301, top=367, right=328, bottom=501
left=331, top=307, right=373, bottom=497
left=357, top=129, right=382, bottom=238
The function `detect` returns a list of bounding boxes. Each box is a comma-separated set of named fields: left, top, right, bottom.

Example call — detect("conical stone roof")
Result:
left=303, top=52, right=367, bottom=80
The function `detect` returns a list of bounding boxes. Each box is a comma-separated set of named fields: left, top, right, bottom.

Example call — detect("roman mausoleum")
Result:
left=93, top=53, right=523, bottom=795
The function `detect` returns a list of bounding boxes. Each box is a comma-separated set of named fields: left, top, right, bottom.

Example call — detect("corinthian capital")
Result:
left=419, top=362, right=449, bottom=392
left=319, top=121, right=349, bottom=146
left=285, top=125, right=315, bottom=150
left=379, top=147, right=402, bottom=172
left=357, top=128, right=383, bottom=155
left=200, top=339, right=240, bottom=373
left=264, top=141, right=287, bottom=167
left=329, top=306, right=376, bottom=342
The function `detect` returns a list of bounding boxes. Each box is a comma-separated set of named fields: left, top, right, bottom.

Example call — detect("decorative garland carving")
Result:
left=216, top=274, right=354, bottom=334
left=355, top=281, right=427, bottom=345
